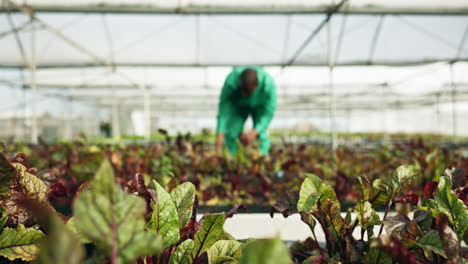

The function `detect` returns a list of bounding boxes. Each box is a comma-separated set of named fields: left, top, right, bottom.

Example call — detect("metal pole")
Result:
left=111, top=86, right=120, bottom=138
left=286, top=0, right=346, bottom=66
left=435, top=91, right=441, bottom=135
left=382, top=84, right=390, bottom=141
left=450, top=63, right=457, bottom=140
left=327, top=14, right=338, bottom=151
left=196, top=15, right=201, bottom=64
left=66, top=86, right=73, bottom=139
left=30, top=16, right=38, bottom=144
left=143, top=85, right=151, bottom=140
left=346, top=107, right=351, bottom=134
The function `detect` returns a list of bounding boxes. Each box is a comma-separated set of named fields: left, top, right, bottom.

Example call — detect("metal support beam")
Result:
left=29, top=16, right=38, bottom=144
left=64, top=87, right=73, bottom=139
left=4, top=0, right=110, bottom=67
left=346, top=107, right=352, bottom=134
left=1, top=1, right=468, bottom=15
left=435, top=91, right=441, bottom=135
left=3, top=59, right=468, bottom=69
left=381, top=83, right=390, bottom=141
left=111, top=86, right=120, bottom=138
left=0, top=19, right=30, bottom=40
left=5, top=4, right=28, bottom=70
left=450, top=63, right=457, bottom=140
left=196, top=15, right=201, bottom=64
left=287, top=0, right=346, bottom=66
left=455, top=24, right=468, bottom=62
left=368, top=15, right=385, bottom=63
left=327, top=12, right=338, bottom=151
left=143, top=85, right=151, bottom=140
left=281, top=15, right=292, bottom=63
left=334, top=8, right=348, bottom=62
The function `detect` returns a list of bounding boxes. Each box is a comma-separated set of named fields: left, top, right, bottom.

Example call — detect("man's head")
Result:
left=239, top=68, right=258, bottom=97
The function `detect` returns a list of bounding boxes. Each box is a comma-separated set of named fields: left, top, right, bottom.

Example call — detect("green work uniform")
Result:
left=216, top=66, right=277, bottom=155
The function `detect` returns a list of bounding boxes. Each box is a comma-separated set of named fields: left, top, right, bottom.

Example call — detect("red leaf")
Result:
left=312, top=256, right=328, bottom=264
left=395, top=194, right=420, bottom=204
left=423, top=181, right=438, bottom=199
left=454, top=187, right=468, bottom=206
left=225, top=204, right=247, bottom=218
left=12, top=153, right=28, bottom=167
left=334, top=171, right=349, bottom=201
left=436, top=213, right=460, bottom=261
left=270, top=191, right=299, bottom=218
left=373, top=235, right=418, bottom=264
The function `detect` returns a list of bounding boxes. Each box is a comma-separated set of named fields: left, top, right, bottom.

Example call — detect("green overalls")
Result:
left=216, top=67, right=277, bottom=155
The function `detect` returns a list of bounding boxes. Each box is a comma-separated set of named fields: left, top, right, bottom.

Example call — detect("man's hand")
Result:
left=216, top=133, right=224, bottom=154
left=239, top=130, right=259, bottom=146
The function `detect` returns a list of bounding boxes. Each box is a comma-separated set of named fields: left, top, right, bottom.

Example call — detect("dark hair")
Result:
left=239, top=68, right=258, bottom=92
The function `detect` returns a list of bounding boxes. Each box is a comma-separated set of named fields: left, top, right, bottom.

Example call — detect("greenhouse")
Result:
left=0, top=0, right=467, bottom=263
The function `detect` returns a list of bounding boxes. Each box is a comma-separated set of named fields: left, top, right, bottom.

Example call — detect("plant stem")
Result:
left=290, top=250, right=311, bottom=258
left=376, top=198, right=393, bottom=264
left=378, top=199, right=393, bottom=236
left=311, top=228, right=325, bottom=256
left=110, top=218, right=118, bottom=264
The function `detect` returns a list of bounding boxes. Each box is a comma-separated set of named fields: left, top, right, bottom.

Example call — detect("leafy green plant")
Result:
left=276, top=164, right=468, bottom=264
left=73, top=160, right=163, bottom=263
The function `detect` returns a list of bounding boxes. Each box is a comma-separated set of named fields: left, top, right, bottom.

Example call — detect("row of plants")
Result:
left=2, top=135, right=466, bottom=208
left=0, top=142, right=467, bottom=263
left=0, top=149, right=290, bottom=263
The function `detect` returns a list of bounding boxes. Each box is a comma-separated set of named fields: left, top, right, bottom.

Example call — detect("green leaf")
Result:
left=301, top=256, right=327, bottom=264
left=192, top=213, right=225, bottom=260
left=238, top=237, right=291, bottom=264
left=0, top=208, right=7, bottom=232
left=436, top=213, right=460, bottom=262
left=395, top=165, right=418, bottom=185
left=170, top=182, right=195, bottom=229
left=37, top=215, right=85, bottom=264
left=371, top=179, right=390, bottom=204
left=70, top=151, right=105, bottom=182
left=73, top=160, right=163, bottom=262
left=359, top=175, right=388, bottom=206
left=0, top=153, right=15, bottom=196
left=148, top=180, right=180, bottom=249
left=362, top=248, right=392, bottom=264
left=16, top=169, right=49, bottom=203
left=297, top=174, right=337, bottom=212
left=0, top=224, right=44, bottom=261
left=299, top=212, right=316, bottom=233
left=376, top=165, right=417, bottom=197
left=417, top=230, right=447, bottom=258
left=66, top=217, right=91, bottom=244
left=207, top=240, right=243, bottom=264
left=168, top=239, right=194, bottom=264
left=297, top=174, right=321, bottom=212
left=427, top=177, right=468, bottom=238
left=355, top=201, right=380, bottom=230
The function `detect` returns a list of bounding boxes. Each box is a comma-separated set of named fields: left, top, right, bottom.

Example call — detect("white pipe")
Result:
left=143, top=85, right=151, bottom=140
left=3, top=0, right=468, bottom=14
left=327, top=14, right=338, bottom=151
left=30, top=17, right=38, bottom=144
left=111, top=86, right=120, bottom=138
left=450, top=63, right=457, bottom=140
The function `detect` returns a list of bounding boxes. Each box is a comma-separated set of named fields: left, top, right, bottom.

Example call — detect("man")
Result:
left=216, top=66, right=277, bottom=155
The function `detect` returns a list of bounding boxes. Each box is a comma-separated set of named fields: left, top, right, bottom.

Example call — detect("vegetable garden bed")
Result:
left=0, top=137, right=466, bottom=263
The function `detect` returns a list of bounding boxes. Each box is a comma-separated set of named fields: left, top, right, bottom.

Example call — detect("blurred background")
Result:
left=1, top=0, right=468, bottom=145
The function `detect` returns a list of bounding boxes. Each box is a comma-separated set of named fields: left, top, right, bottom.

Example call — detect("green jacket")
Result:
left=216, top=66, right=277, bottom=134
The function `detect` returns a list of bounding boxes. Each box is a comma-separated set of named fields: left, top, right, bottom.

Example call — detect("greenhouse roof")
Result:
left=1, top=0, right=468, bottom=140
left=0, top=0, right=467, bottom=69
